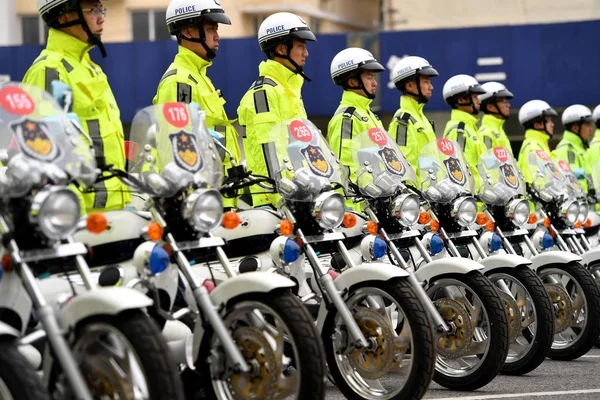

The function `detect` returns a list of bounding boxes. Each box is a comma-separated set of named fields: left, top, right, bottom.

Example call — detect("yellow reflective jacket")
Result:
left=551, top=130, right=589, bottom=192
left=479, top=114, right=512, bottom=154
left=517, top=129, right=551, bottom=184
left=387, top=95, right=435, bottom=186
left=443, top=109, right=484, bottom=190
left=23, top=28, right=130, bottom=213
left=153, top=46, right=241, bottom=207
left=237, top=60, right=307, bottom=207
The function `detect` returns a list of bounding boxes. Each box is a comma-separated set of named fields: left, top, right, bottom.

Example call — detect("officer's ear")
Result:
left=404, top=79, right=416, bottom=93
left=274, top=43, right=288, bottom=57
left=181, top=26, right=195, bottom=40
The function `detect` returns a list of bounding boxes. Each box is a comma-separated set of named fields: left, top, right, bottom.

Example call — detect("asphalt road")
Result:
left=325, top=348, right=600, bottom=399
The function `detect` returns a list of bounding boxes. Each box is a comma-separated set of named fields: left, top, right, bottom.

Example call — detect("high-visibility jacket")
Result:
left=517, top=129, right=552, bottom=184
left=23, top=28, right=130, bottom=213
left=552, top=130, right=589, bottom=192
left=479, top=114, right=512, bottom=154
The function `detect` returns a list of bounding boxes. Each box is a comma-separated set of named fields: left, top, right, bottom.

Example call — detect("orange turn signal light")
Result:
left=87, top=212, right=108, bottom=234
left=486, top=221, right=495, bottom=232
left=575, top=220, right=582, bottom=229
left=1, top=254, right=13, bottom=273
left=366, top=220, right=378, bottom=234
left=419, top=211, right=431, bottom=225
left=343, top=213, right=357, bottom=228
left=163, top=244, right=173, bottom=256
left=280, top=220, right=294, bottom=236
left=294, top=237, right=303, bottom=247
left=585, top=218, right=592, bottom=228
left=476, top=213, right=488, bottom=225
left=430, top=220, right=440, bottom=232
left=528, top=213, right=538, bottom=224
left=549, top=229, right=557, bottom=238
left=222, top=211, right=241, bottom=230
left=543, top=217, right=551, bottom=228
left=148, top=222, right=163, bottom=241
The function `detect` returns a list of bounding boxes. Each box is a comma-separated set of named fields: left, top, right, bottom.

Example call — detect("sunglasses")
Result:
left=81, top=7, right=107, bottom=18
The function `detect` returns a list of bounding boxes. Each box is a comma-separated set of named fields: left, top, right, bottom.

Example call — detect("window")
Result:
left=131, top=10, right=172, bottom=42
left=21, top=15, right=47, bottom=45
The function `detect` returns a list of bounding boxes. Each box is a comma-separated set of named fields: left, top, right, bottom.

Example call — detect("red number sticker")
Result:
left=368, top=128, right=387, bottom=146
left=437, top=138, right=455, bottom=156
left=558, top=159, right=571, bottom=172
left=493, top=146, right=509, bottom=162
left=0, top=86, right=35, bottom=115
left=163, top=103, right=189, bottom=128
left=290, top=120, right=312, bottom=142
left=535, top=150, right=550, bottom=161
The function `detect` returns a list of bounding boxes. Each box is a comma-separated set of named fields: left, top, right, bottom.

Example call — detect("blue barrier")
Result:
left=1, top=20, right=598, bottom=122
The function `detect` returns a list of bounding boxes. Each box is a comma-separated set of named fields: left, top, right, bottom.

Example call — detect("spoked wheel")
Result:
left=194, top=291, right=325, bottom=400
left=426, top=272, right=509, bottom=391
left=0, top=340, right=50, bottom=400
left=486, top=267, right=555, bottom=375
left=51, top=310, right=185, bottom=399
left=586, top=262, right=600, bottom=347
left=323, top=279, right=435, bottom=400
left=538, top=262, right=600, bottom=360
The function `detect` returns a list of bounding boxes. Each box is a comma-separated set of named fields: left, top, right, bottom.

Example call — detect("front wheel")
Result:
left=487, top=267, right=554, bottom=375
left=538, top=262, right=600, bottom=360
left=0, top=339, right=50, bottom=400
left=193, top=291, right=326, bottom=400
left=427, top=272, right=509, bottom=391
left=323, top=279, right=435, bottom=400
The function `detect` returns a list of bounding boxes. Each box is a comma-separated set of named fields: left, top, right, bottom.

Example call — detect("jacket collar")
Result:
left=175, top=46, right=211, bottom=75
left=450, top=109, right=479, bottom=129
left=400, top=95, right=424, bottom=114
left=258, top=59, right=304, bottom=92
left=524, top=129, right=551, bottom=152
left=481, top=114, right=505, bottom=130
left=561, top=130, right=585, bottom=149
left=46, top=28, right=94, bottom=61
left=341, top=90, right=372, bottom=109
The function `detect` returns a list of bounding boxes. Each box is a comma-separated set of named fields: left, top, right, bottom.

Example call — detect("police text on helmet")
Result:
left=175, top=5, right=195, bottom=15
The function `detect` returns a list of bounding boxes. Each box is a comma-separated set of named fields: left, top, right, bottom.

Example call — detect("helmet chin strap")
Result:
left=56, top=9, right=107, bottom=58
left=273, top=41, right=311, bottom=82
left=179, top=23, right=216, bottom=60
left=345, top=73, right=375, bottom=99
left=456, top=98, right=478, bottom=115
left=487, top=102, right=508, bottom=119
left=404, top=76, right=429, bottom=103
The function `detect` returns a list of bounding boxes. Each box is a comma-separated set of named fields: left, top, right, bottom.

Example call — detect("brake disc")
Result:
left=544, top=283, right=574, bottom=334
left=498, top=290, right=522, bottom=344
left=228, top=326, right=279, bottom=400
left=347, top=309, right=396, bottom=380
left=434, top=298, right=473, bottom=359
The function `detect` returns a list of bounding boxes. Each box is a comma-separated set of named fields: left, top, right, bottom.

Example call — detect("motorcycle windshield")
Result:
left=556, top=158, right=585, bottom=199
left=478, top=146, right=525, bottom=205
left=262, top=118, right=345, bottom=201
left=351, top=128, right=416, bottom=197
left=0, top=82, right=96, bottom=196
left=128, top=103, right=222, bottom=197
left=418, top=138, right=474, bottom=203
left=591, top=160, right=600, bottom=197
left=526, top=150, right=567, bottom=200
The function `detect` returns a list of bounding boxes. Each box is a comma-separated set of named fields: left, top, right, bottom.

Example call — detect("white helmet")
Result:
left=442, top=74, right=485, bottom=106
left=391, top=56, right=438, bottom=103
left=478, top=82, right=514, bottom=117
left=562, top=104, right=594, bottom=128
left=166, top=0, right=231, bottom=35
left=593, top=105, right=600, bottom=124
left=330, top=48, right=384, bottom=99
left=258, top=12, right=316, bottom=55
left=518, top=100, right=557, bottom=127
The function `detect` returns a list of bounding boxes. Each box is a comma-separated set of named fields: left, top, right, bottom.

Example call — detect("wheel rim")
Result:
left=488, top=273, right=538, bottom=363
left=538, top=267, right=589, bottom=350
left=72, top=322, right=150, bottom=400
left=427, top=278, right=491, bottom=378
left=331, top=286, right=414, bottom=400
left=0, top=376, right=14, bottom=400
left=210, top=300, right=302, bottom=400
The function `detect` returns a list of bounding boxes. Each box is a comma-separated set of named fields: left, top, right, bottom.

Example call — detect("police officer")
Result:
left=516, top=100, right=558, bottom=183
left=442, top=74, right=486, bottom=187
left=154, top=0, right=241, bottom=207
left=478, top=82, right=514, bottom=153
left=237, top=12, right=316, bottom=207
left=24, top=0, right=130, bottom=213
left=552, top=105, right=595, bottom=190
left=586, top=105, right=600, bottom=169
left=387, top=56, right=438, bottom=184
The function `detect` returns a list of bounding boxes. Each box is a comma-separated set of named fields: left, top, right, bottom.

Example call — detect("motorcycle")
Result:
left=0, top=82, right=185, bottom=399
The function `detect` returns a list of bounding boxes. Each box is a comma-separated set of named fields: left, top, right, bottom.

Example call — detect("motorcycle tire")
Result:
left=323, top=279, right=435, bottom=400
left=489, top=267, right=554, bottom=375
left=539, top=262, right=600, bottom=360
left=0, top=339, right=50, bottom=400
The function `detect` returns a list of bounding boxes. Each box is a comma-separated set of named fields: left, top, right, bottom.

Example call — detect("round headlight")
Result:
left=562, top=200, right=580, bottom=225
left=506, top=199, right=530, bottom=227
left=579, top=202, right=589, bottom=224
left=30, top=187, right=81, bottom=240
left=452, top=197, right=477, bottom=227
left=313, top=192, right=345, bottom=229
left=391, top=193, right=420, bottom=227
left=182, top=188, right=224, bottom=233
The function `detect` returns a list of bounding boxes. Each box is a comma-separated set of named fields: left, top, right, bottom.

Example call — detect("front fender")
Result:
left=530, top=250, right=582, bottom=270
left=59, top=287, right=153, bottom=328
left=0, top=320, right=19, bottom=337
left=414, top=257, right=483, bottom=284
left=581, top=247, right=600, bottom=267
left=478, top=254, right=534, bottom=273
left=209, top=271, right=294, bottom=308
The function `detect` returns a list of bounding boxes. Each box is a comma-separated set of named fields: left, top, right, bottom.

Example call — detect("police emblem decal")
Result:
left=9, top=118, right=59, bottom=162
left=443, top=157, right=466, bottom=185
left=545, top=162, right=564, bottom=181
left=500, top=163, right=519, bottom=189
left=169, top=131, right=202, bottom=172
left=301, top=144, right=332, bottom=177
left=379, top=147, right=405, bottom=176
